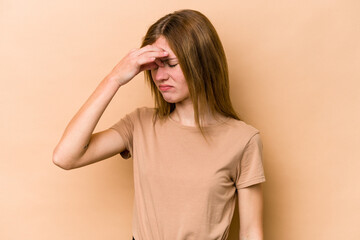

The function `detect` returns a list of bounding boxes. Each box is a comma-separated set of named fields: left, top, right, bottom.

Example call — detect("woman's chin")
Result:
left=162, top=98, right=178, bottom=104
left=160, top=94, right=177, bottom=103
left=160, top=92, right=190, bottom=104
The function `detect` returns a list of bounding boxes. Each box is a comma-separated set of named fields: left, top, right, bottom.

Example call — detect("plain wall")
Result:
left=1, top=0, right=359, bottom=239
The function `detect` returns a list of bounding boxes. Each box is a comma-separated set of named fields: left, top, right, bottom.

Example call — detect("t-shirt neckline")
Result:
left=167, top=115, right=232, bottom=131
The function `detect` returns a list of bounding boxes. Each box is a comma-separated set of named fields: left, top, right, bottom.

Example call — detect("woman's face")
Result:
left=151, top=36, right=190, bottom=104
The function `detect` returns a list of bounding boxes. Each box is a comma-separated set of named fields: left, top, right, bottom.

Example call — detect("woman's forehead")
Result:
left=153, top=36, right=176, bottom=56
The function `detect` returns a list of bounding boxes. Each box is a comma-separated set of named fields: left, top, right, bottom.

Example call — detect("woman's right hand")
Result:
left=106, top=45, right=169, bottom=86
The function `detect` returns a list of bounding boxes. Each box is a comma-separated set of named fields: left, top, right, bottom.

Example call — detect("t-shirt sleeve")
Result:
left=235, top=133, right=266, bottom=189
left=109, top=109, right=136, bottom=159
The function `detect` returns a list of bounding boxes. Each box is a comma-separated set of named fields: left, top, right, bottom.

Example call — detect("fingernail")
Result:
left=163, top=51, right=168, bottom=55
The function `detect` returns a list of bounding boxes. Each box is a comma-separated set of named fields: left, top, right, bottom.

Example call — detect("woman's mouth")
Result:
left=159, top=85, right=173, bottom=91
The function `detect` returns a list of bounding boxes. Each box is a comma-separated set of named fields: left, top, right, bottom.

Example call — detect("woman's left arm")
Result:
left=238, top=183, right=264, bottom=240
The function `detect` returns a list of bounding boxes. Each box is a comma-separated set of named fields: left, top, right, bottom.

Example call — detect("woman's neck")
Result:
left=170, top=101, right=226, bottom=127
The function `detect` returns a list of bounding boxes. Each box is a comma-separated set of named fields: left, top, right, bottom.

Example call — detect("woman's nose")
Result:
left=153, top=65, right=169, bottom=81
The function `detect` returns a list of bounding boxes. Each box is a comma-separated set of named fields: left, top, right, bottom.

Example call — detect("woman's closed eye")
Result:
left=154, top=58, right=178, bottom=69
left=168, top=63, right=178, bottom=68
left=163, top=60, right=178, bottom=68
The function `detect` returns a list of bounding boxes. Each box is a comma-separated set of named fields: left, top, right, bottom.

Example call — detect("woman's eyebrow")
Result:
left=158, top=58, right=177, bottom=65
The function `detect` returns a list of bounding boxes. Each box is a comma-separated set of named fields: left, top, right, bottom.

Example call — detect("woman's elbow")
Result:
left=52, top=148, right=74, bottom=170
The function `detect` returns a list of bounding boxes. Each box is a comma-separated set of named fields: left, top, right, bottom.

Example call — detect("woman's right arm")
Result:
left=52, top=45, right=168, bottom=170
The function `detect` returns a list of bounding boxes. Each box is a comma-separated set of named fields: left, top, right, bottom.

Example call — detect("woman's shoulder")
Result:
left=225, top=118, right=260, bottom=136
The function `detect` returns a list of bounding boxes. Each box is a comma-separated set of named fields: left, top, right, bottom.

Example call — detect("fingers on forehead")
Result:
left=145, top=44, right=165, bottom=51
left=137, top=45, right=166, bottom=56
left=134, top=47, right=156, bottom=58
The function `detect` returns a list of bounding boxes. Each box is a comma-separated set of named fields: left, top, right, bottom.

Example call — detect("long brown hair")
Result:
left=141, top=9, right=240, bottom=132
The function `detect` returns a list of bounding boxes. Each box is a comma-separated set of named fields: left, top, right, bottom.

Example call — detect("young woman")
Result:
left=53, top=9, right=266, bottom=240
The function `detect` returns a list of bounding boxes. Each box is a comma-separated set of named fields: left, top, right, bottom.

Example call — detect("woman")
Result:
left=53, top=9, right=265, bottom=240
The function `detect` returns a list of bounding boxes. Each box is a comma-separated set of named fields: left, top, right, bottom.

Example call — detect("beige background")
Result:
left=1, top=0, right=359, bottom=239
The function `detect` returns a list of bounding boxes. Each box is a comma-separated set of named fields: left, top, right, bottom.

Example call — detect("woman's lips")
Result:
left=159, top=85, right=173, bottom=91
